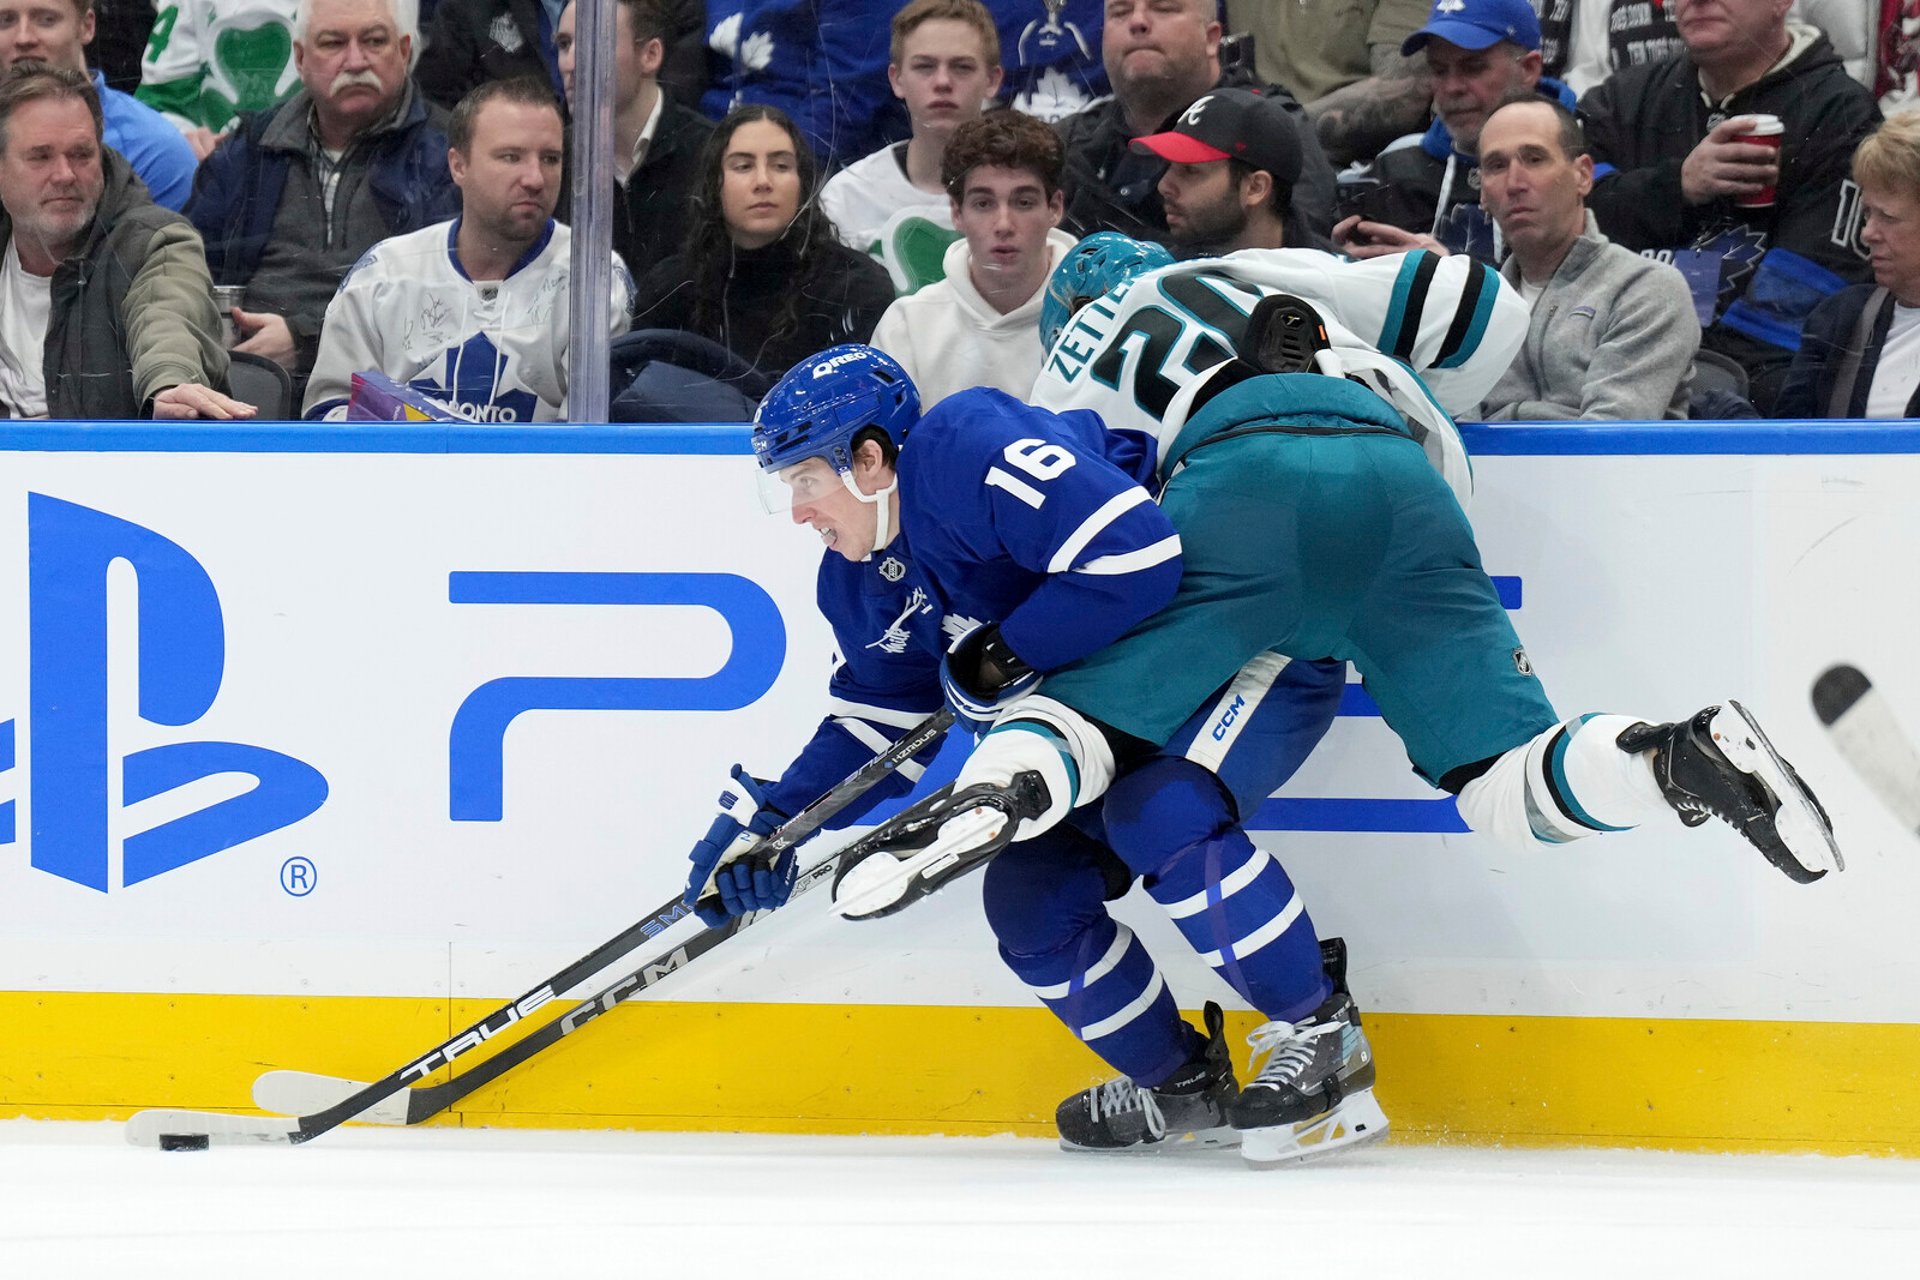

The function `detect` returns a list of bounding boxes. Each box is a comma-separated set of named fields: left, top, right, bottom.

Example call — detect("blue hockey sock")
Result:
left=1146, top=830, right=1330, bottom=1023
left=998, top=915, right=1194, bottom=1086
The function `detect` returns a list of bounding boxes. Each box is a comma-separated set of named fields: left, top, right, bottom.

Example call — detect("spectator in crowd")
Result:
left=187, top=0, right=458, bottom=392
left=1562, top=0, right=1683, bottom=95
left=1223, top=0, right=1434, bottom=169
left=1473, top=97, right=1697, bottom=420
left=1056, top=0, right=1335, bottom=246
left=1578, top=0, right=1880, bottom=413
left=138, top=0, right=299, bottom=159
left=0, top=0, right=197, bottom=207
left=414, top=0, right=560, bottom=108
left=0, top=67, right=250, bottom=418
left=700, top=0, right=1106, bottom=170
left=1334, top=0, right=1573, bottom=264
left=554, top=0, right=709, bottom=277
left=1134, top=86, right=1303, bottom=255
left=305, top=77, right=630, bottom=419
left=1776, top=111, right=1920, bottom=420
left=630, top=104, right=896, bottom=378
left=419, top=0, right=704, bottom=112
left=819, top=0, right=1003, bottom=256
left=869, top=108, right=1071, bottom=404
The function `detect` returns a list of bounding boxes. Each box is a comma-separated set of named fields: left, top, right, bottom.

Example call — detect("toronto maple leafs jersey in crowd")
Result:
left=759, top=387, right=1179, bottom=821
left=303, top=219, right=634, bottom=422
left=1032, top=248, right=1529, bottom=506
left=701, top=1, right=1108, bottom=166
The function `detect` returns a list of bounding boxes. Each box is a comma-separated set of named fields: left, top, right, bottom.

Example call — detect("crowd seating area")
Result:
left=0, top=0, right=1914, bottom=426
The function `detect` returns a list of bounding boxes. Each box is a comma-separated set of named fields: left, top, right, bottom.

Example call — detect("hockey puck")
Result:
left=158, top=1132, right=211, bottom=1152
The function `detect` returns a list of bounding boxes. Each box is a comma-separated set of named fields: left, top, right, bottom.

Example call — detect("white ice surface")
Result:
left=3, top=1120, right=1917, bottom=1278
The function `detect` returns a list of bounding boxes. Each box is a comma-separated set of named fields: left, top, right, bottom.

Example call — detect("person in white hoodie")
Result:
left=870, top=108, right=1075, bottom=406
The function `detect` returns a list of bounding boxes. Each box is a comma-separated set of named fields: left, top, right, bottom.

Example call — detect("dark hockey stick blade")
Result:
left=1811, top=664, right=1920, bottom=833
left=253, top=1072, right=404, bottom=1125
left=1812, top=664, right=1872, bottom=726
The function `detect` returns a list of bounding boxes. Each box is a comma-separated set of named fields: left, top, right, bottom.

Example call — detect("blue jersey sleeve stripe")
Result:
left=1044, top=487, right=1154, bottom=573
left=1074, top=534, right=1183, bottom=576
left=1377, top=252, right=1423, bottom=359
left=1434, top=263, right=1501, bottom=369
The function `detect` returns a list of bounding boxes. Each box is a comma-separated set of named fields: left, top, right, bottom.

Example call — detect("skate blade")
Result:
left=832, top=804, right=1008, bottom=920
left=1238, top=1090, right=1390, bottom=1169
left=1060, top=1124, right=1241, bottom=1156
left=1714, top=701, right=1845, bottom=879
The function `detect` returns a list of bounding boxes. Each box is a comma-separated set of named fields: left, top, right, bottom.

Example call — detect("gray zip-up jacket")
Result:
left=1478, top=212, right=1698, bottom=421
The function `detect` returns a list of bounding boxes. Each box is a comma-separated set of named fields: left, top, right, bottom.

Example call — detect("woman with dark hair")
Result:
left=630, top=105, right=897, bottom=378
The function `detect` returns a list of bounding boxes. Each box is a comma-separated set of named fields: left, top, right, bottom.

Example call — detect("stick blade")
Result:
left=125, top=1108, right=303, bottom=1148
left=1812, top=664, right=1920, bottom=832
left=252, top=1070, right=412, bottom=1126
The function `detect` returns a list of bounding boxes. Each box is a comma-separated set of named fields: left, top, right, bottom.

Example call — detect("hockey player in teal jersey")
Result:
left=837, top=235, right=1843, bottom=1164
left=697, top=344, right=1369, bottom=1167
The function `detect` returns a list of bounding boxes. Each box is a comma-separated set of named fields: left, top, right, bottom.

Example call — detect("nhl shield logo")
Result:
left=878, top=556, right=906, bottom=582
left=1512, top=647, right=1533, bottom=675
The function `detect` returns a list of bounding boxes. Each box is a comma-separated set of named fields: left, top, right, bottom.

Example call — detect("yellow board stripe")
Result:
left=4, top=993, right=1916, bottom=1155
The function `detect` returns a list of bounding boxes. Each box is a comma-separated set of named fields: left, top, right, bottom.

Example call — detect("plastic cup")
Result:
left=1732, top=115, right=1784, bottom=209
left=211, top=284, right=245, bottom=347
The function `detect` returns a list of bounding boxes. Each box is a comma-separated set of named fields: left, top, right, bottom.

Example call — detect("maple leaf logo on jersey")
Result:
left=411, top=332, right=538, bottom=423
left=1014, top=67, right=1092, bottom=123
left=740, top=31, right=775, bottom=71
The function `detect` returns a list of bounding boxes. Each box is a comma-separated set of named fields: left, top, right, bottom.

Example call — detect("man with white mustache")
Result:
left=185, top=0, right=460, bottom=397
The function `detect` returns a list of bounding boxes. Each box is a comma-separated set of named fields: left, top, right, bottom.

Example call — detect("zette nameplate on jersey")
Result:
left=0, top=419, right=1915, bottom=1157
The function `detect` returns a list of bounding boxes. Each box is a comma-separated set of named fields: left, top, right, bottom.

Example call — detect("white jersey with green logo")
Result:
left=137, top=0, right=302, bottom=135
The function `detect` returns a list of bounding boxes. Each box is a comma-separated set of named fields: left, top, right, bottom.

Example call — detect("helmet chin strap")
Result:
left=841, top=470, right=901, bottom=555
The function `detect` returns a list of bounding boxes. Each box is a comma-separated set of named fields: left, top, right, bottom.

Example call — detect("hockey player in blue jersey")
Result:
left=682, top=344, right=1372, bottom=1165
left=838, top=236, right=1843, bottom=1160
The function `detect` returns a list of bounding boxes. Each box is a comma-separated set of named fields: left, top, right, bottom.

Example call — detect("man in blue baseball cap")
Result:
left=1332, top=0, right=1573, bottom=265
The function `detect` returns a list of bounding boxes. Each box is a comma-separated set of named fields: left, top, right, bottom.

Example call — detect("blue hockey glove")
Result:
left=683, top=765, right=787, bottom=927
left=940, top=623, right=1041, bottom=736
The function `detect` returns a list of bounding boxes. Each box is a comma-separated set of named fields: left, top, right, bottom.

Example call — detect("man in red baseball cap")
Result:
left=1129, top=87, right=1307, bottom=255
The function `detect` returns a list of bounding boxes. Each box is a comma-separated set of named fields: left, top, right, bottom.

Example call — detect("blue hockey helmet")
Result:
left=1039, top=232, right=1174, bottom=354
left=751, top=344, right=920, bottom=477
left=751, top=345, right=920, bottom=552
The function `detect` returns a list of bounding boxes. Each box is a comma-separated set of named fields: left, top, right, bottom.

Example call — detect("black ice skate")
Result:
left=1237, top=293, right=1333, bottom=376
left=830, top=773, right=1050, bottom=921
left=1617, top=700, right=1843, bottom=884
left=1057, top=1002, right=1239, bottom=1153
left=1228, top=986, right=1388, bottom=1168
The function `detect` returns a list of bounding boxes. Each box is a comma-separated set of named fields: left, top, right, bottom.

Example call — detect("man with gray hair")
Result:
left=185, top=0, right=457, bottom=392
left=0, top=66, right=249, bottom=418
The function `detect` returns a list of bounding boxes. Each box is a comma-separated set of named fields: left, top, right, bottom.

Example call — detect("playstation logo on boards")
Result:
left=1, top=495, right=327, bottom=891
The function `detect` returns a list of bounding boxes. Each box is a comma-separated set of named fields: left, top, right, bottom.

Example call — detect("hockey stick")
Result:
left=125, top=708, right=953, bottom=1148
left=1812, top=664, right=1920, bottom=834
left=250, top=846, right=853, bottom=1125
